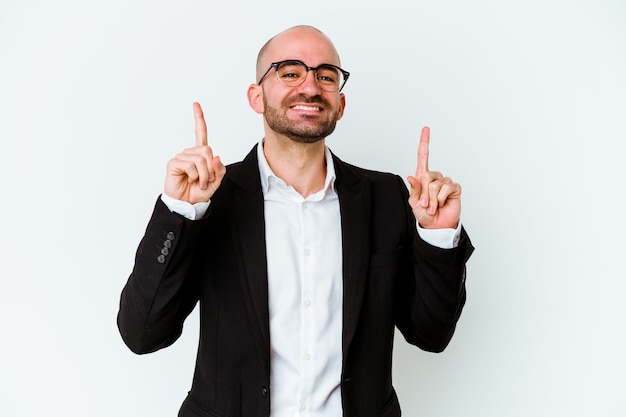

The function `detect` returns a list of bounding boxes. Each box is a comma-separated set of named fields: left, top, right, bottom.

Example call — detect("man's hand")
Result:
left=164, top=102, right=226, bottom=204
left=407, top=127, right=461, bottom=229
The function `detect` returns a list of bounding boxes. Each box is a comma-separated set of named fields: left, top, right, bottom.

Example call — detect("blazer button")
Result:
left=261, top=386, right=269, bottom=397
left=157, top=255, right=166, bottom=264
left=167, top=232, right=176, bottom=240
left=161, top=247, right=169, bottom=256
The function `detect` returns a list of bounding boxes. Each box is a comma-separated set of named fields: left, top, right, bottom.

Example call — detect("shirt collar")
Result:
left=257, top=139, right=337, bottom=196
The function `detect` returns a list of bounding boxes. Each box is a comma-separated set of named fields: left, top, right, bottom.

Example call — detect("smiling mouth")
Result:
left=291, top=104, right=323, bottom=112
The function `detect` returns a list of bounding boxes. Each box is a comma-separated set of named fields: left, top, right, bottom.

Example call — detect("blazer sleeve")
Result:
left=117, top=197, right=207, bottom=354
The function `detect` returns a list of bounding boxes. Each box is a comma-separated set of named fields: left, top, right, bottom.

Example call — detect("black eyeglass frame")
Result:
left=257, top=59, right=351, bottom=92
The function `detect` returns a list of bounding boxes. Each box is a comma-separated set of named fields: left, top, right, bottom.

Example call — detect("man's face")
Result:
left=258, top=29, right=346, bottom=144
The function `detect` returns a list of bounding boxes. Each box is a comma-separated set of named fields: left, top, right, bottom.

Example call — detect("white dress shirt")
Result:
left=257, top=142, right=343, bottom=416
left=160, top=140, right=461, bottom=416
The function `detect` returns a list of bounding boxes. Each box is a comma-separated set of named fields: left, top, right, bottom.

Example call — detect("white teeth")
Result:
left=293, top=105, right=320, bottom=111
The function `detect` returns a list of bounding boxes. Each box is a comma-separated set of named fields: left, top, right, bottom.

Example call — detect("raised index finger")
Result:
left=417, top=126, right=430, bottom=174
left=193, top=102, right=208, bottom=147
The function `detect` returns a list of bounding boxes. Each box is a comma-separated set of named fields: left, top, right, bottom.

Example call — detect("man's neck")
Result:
left=262, top=135, right=327, bottom=198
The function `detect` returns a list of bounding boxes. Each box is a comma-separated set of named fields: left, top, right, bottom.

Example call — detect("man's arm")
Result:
left=397, top=127, right=473, bottom=351
left=396, top=223, right=474, bottom=352
left=117, top=102, right=225, bottom=354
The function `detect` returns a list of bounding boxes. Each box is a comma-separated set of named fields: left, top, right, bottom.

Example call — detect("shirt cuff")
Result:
left=160, top=193, right=210, bottom=220
left=416, top=221, right=462, bottom=249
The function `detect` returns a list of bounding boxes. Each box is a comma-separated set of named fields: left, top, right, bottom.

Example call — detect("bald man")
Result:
left=118, top=25, right=473, bottom=417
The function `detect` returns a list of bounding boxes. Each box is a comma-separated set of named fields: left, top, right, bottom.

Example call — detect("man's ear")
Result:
left=337, top=92, right=346, bottom=121
left=247, top=84, right=264, bottom=114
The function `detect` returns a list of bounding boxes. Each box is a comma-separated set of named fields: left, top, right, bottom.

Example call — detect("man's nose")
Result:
left=297, top=69, right=322, bottom=94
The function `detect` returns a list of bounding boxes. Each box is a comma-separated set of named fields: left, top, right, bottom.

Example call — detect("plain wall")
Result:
left=1, top=0, right=625, bottom=416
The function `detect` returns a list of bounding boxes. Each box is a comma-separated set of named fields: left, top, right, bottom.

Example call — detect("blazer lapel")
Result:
left=227, top=145, right=271, bottom=376
left=332, top=154, right=372, bottom=360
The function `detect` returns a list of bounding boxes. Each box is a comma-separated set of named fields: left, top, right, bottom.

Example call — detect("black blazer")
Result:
left=118, top=145, right=474, bottom=417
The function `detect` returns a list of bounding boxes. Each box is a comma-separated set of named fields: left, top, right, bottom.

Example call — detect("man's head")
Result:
left=247, top=25, right=347, bottom=144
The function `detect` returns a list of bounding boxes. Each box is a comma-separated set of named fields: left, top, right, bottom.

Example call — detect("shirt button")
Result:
left=305, top=353, right=311, bottom=360
left=304, top=299, right=311, bottom=307
left=300, top=405, right=307, bottom=411
left=304, top=249, right=311, bottom=256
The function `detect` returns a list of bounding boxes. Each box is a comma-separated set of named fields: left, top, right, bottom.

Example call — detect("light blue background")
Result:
left=1, top=0, right=625, bottom=416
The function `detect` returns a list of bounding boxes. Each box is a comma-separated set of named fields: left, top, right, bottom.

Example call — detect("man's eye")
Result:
left=317, top=74, right=336, bottom=82
left=317, top=69, right=339, bottom=84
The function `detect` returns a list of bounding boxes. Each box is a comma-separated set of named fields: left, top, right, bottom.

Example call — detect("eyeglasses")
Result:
left=257, top=59, right=350, bottom=92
